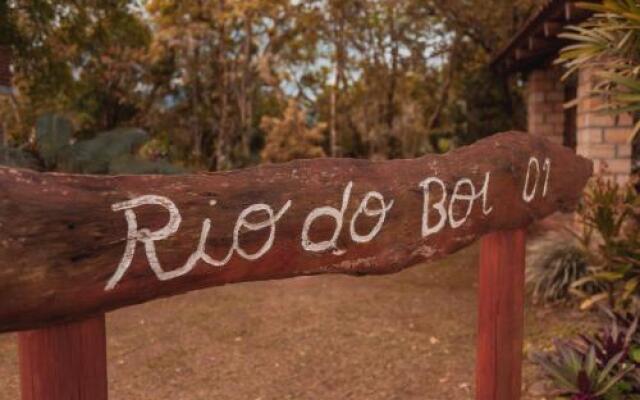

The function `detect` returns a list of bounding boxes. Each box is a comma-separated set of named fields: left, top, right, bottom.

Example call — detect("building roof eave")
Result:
left=491, top=0, right=594, bottom=74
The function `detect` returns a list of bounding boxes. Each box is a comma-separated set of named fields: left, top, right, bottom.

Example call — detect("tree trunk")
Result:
left=215, top=0, right=230, bottom=171
left=386, top=6, right=399, bottom=157
left=238, top=15, right=254, bottom=162
left=330, top=7, right=346, bottom=158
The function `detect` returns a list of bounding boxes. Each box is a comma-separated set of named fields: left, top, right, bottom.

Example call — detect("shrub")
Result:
left=572, top=176, right=640, bottom=312
left=532, top=311, right=640, bottom=399
left=526, top=175, right=639, bottom=312
left=557, top=0, right=640, bottom=140
left=0, top=113, right=182, bottom=174
left=526, top=231, right=599, bottom=304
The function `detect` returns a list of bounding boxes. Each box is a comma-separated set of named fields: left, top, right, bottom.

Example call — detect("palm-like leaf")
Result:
left=557, top=0, right=640, bottom=142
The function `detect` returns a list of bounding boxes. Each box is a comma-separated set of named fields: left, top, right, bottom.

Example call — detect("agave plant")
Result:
left=532, top=342, right=633, bottom=399
left=557, top=0, right=640, bottom=140
left=572, top=312, right=638, bottom=366
left=533, top=310, right=640, bottom=399
left=526, top=231, right=604, bottom=304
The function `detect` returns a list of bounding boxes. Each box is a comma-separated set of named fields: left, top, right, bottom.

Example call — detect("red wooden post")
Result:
left=476, top=229, right=526, bottom=400
left=18, top=314, right=108, bottom=400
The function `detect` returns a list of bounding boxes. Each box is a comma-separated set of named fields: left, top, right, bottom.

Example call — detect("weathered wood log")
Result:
left=0, top=131, right=591, bottom=333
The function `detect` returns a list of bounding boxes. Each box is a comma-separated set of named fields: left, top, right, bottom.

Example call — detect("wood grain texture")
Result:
left=0, top=131, right=591, bottom=332
left=18, top=314, right=108, bottom=400
left=476, top=230, right=526, bottom=400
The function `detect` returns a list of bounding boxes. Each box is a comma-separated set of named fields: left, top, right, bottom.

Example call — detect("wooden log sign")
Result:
left=0, top=131, right=591, bottom=333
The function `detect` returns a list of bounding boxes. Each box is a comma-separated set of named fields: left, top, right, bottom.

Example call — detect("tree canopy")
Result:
left=1, top=0, right=537, bottom=171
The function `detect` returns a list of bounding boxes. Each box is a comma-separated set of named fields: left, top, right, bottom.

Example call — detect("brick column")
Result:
left=576, top=67, right=633, bottom=184
left=525, top=67, right=575, bottom=231
left=526, top=68, right=565, bottom=145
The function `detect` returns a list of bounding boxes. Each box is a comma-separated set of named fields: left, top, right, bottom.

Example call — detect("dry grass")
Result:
left=0, top=244, right=596, bottom=399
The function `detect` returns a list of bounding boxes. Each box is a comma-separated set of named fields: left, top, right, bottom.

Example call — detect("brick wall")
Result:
left=526, top=68, right=565, bottom=146
left=576, top=67, right=633, bottom=184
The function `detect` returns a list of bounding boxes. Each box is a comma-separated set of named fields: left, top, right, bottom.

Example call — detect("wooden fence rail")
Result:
left=0, top=131, right=592, bottom=399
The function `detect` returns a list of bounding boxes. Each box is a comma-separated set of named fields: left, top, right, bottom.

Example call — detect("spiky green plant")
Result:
left=572, top=313, right=638, bottom=367
left=571, top=176, right=640, bottom=312
left=533, top=310, right=640, bottom=399
left=532, top=343, right=633, bottom=399
left=526, top=232, right=600, bottom=303
left=556, top=0, right=640, bottom=141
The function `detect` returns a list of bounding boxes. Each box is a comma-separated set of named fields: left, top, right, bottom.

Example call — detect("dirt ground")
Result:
left=0, top=245, right=597, bottom=400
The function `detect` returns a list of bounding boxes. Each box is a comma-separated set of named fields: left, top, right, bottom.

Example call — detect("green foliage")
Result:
left=557, top=0, right=640, bottom=141
left=2, top=0, right=535, bottom=170
left=452, top=66, right=527, bottom=146
left=571, top=177, right=640, bottom=312
left=527, top=176, right=639, bottom=311
left=0, top=146, right=39, bottom=170
left=5, top=1, right=152, bottom=139
left=35, top=113, right=73, bottom=169
left=533, top=312, right=640, bottom=399
left=0, top=0, right=19, bottom=47
left=532, top=345, right=631, bottom=399
left=108, top=156, right=183, bottom=175
left=57, top=128, right=149, bottom=174
left=0, top=113, right=182, bottom=175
